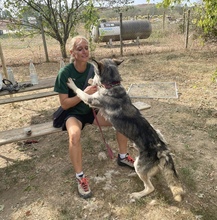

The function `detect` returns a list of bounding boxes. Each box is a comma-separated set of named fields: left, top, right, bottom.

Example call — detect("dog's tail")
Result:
left=157, top=150, right=184, bottom=202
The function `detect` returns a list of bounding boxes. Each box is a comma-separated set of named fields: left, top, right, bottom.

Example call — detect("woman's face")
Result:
left=71, top=39, right=89, bottom=63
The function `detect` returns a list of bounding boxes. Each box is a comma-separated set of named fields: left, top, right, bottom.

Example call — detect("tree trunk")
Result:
left=60, top=42, right=67, bottom=58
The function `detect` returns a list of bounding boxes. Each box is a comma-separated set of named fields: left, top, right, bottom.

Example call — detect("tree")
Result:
left=3, top=0, right=99, bottom=59
left=3, top=0, right=134, bottom=59
left=159, top=0, right=217, bottom=39
left=194, top=0, right=217, bottom=37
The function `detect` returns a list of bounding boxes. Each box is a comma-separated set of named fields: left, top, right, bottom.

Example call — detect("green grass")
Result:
left=180, top=167, right=197, bottom=190
left=211, top=68, right=217, bottom=82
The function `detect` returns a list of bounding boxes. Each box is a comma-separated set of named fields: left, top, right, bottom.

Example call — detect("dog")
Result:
left=67, top=58, right=184, bottom=202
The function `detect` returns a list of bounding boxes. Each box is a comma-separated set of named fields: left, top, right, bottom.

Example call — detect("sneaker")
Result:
left=76, top=175, right=92, bottom=199
left=117, top=153, right=135, bottom=169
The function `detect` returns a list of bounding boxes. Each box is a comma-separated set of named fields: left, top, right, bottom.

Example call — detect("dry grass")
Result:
left=0, top=21, right=217, bottom=219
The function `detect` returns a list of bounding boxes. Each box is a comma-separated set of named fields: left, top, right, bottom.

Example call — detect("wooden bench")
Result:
left=0, top=102, right=151, bottom=145
left=0, top=77, right=57, bottom=105
left=0, top=122, right=63, bottom=145
left=0, top=91, right=57, bottom=105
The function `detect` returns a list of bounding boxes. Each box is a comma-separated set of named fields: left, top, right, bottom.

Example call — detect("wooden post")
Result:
left=183, top=10, right=186, bottom=34
left=185, top=10, right=190, bottom=49
left=120, top=12, right=123, bottom=57
left=0, top=42, right=15, bottom=107
left=39, top=15, right=49, bottom=62
left=0, top=42, right=8, bottom=78
left=163, top=11, right=165, bottom=31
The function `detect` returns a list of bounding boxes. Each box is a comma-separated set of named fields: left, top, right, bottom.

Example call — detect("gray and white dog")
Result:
left=67, top=58, right=184, bottom=202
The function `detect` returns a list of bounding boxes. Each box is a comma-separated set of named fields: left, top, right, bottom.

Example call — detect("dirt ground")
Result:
left=0, top=32, right=217, bottom=220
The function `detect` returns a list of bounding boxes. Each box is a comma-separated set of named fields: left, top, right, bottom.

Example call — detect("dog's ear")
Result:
left=112, top=59, right=124, bottom=66
left=92, top=58, right=103, bottom=73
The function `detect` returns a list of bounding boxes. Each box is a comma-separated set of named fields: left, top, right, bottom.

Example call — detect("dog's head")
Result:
left=91, top=58, right=123, bottom=86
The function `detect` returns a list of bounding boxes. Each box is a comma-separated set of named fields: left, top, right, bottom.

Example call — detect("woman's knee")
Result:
left=68, top=128, right=81, bottom=145
left=66, top=117, right=82, bottom=145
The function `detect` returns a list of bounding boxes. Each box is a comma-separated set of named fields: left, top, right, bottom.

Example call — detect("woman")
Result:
left=54, top=35, right=134, bottom=199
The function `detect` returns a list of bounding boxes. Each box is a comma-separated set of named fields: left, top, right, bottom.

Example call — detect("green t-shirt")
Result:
left=54, top=62, right=94, bottom=115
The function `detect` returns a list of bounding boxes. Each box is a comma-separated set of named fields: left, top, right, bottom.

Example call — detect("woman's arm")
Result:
left=59, top=93, right=81, bottom=110
left=59, top=85, right=97, bottom=110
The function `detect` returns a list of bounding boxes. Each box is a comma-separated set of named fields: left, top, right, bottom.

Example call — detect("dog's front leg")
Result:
left=67, top=78, right=80, bottom=94
left=67, top=78, right=90, bottom=103
left=67, top=78, right=101, bottom=108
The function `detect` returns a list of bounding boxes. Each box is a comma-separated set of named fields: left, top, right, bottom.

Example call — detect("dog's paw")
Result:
left=130, top=187, right=155, bottom=200
left=67, top=78, right=77, bottom=91
left=130, top=192, right=143, bottom=200
left=171, top=186, right=184, bottom=202
left=88, top=78, right=93, bottom=85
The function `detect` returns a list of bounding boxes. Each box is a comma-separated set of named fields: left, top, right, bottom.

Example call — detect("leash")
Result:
left=92, top=109, right=114, bottom=159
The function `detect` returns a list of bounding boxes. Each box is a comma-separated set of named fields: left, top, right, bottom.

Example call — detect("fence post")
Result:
left=182, top=10, right=186, bottom=34
left=185, top=10, right=190, bottom=49
left=120, top=12, right=123, bottom=57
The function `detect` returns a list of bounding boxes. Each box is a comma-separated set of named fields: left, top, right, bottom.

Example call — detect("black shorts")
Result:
left=63, top=110, right=95, bottom=131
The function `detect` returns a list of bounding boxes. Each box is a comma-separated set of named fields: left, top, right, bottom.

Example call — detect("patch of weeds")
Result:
left=203, top=163, right=215, bottom=181
left=22, top=184, right=38, bottom=193
left=0, top=175, right=18, bottom=193
left=184, top=144, right=191, bottom=150
left=180, top=167, right=196, bottom=190
left=135, top=196, right=150, bottom=206
left=109, top=193, right=118, bottom=204
left=122, top=199, right=146, bottom=218
left=182, top=117, right=205, bottom=130
left=58, top=206, right=81, bottom=220
left=150, top=30, right=168, bottom=39
left=62, top=167, right=72, bottom=177
left=190, top=160, right=200, bottom=171
left=5, top=159, right=34, bottom=174
left=0, top=34, right=10, bottom=39
left=23, top=184, right=32, bottom=192
left=165, top=53, right=186, bottom=60
left=27, top=174, right=36, bottom=181
left=192, top=208, right=217, bottom=220
left=154, top=195, right=170, bottom=206
left=82, top=136, right=97, bottom=154
left=211, top=68, right=217, bottom=82
left=207, top=125, right=217, bottom=139
left=196, top=108, right=214, bottom=118
left=59, top=208, right=69, bottom=216
left=166, top=54, right=179, bottom=60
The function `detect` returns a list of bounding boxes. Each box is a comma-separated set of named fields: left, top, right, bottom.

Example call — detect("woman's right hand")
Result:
left=84, top=85, right=97, bottom=95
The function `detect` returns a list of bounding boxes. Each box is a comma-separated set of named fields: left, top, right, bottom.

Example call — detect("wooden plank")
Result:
left=132, top=101, right=151, bottom=111
left=0, top=91, right=58, bottom=105
left=0, top=77, right=56, bottom=97
left=0, top=122, right=62, bottom=145
left=0, top=102, right=151, bottom=145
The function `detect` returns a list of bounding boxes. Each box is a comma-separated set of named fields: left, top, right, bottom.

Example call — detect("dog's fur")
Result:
left=67, top=58, right=184, bottom=202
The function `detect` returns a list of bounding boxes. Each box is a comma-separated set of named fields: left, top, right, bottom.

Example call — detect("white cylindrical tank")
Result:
left=92, top=20, right=152, bottom=43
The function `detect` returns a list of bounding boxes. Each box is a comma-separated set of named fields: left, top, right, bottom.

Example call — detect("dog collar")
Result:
left=102, top=81, right=121, bottom=89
